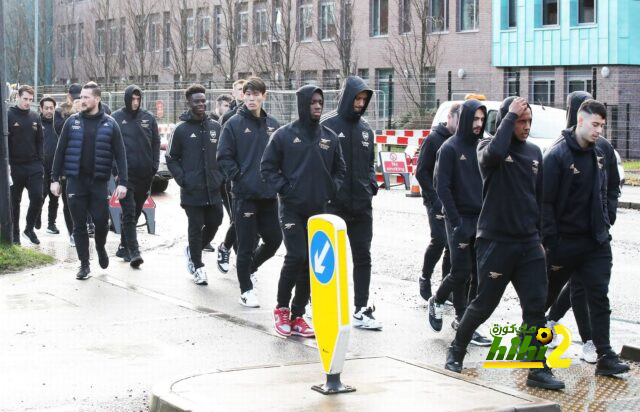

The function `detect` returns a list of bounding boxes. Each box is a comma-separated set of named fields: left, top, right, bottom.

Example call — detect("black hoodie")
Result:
left=416, top=122, right=452, bottom=207
left=112, top=85, right=161, bottom=181
left=434, top=99, right=486, bottom=228
left=166, top=111, right=224, bottom=206
left=8, top=105, right=43, bottom=166
left=41, top=111, right=65, bottom=172
left=217, top=104, right=280, bottom=199
left=261, top=86, right=346, bottom=215
left=221, top=100, right=242, bottom=125
left=320, top=76, right=377, bottom=212
left=477, top=97, right=543, bottom=242
left=565, top=91, right=620, bottom=225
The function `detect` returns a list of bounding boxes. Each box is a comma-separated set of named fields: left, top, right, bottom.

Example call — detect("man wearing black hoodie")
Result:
left=217, top=77, right=282, bottom=307
left=415, top=103, right=459, bottom=300
left=542, top=99, right=629, bottom=376
left=166, top=84, right=225, bottom=286
left=320, top=76, right=381, bottom=330
left=262, top=85, right=345, bottom=337
left=38, top=96, right=65, bottom=235
left=112, top=85, right=160, bottom=268
left=428, top=99, right=491, bottom=346
left=51, top=82, right=128, bottom=280
left=444, top=96, right=564, bottom=390
left=8, top=85, right=44, bottom=245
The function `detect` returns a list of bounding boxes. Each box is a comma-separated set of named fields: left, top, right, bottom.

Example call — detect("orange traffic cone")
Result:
left=406, top=173, right=421, bottom=198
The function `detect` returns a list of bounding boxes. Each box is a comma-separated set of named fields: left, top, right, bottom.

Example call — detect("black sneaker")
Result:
left=35, top=216, right=41, bottom=230
left=13, top=236, right=21, bottom=246
left=129, top=251, right=144, bottom=268
left=217, top=244, right=231, bottom=273
left=419, top=276, right=432, bottom=301
left=470, top=330, right=492, bottom=347
left=46, top=224, right=60, bottom=234
left=76, top=265, right=91, bottom=280
left=23, top=229, right=40, bottom=245
left=428, top=296, right=443, bottom=332
left=596, top=353, right=630, bottom=376
left=527, top=366, right=565, bottom=390
left=96, top=246, right=109, bottom=269
left=115, top=245, right=131, bottom=262
left=445, top=344, right=466, bottom=373
left=203, top=242, right=215, bottom=252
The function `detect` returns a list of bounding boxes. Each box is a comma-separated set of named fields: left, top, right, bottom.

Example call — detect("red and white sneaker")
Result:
left=273, top=307, right=292, bottom=336
left=290, top=317, right=315, bottom=338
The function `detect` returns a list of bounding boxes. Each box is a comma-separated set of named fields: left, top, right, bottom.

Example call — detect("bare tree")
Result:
left=4, top=2, right=34, bottom=84
left=207, top=0, right=242, bottom=86
left=83, top=0, right=122, bottom=84
left=386, top=0, right=442, bottom=114
left=166, top=0, right=200, bottom=83
left=56, top=0, right=81, bottom=82
left=313, top=0, right=358, bottom=79
left=123, top=0, right=162, bottom=84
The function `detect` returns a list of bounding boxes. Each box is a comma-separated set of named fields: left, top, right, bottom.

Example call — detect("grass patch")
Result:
left=623, top=160, right=640, bottom=171
left=0, top=244, right=55, bottom=274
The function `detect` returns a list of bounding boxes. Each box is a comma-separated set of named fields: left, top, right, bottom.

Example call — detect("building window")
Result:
left=255, top=2, right=269, bottom=44
left=429, top=0, right=448, bottom=33
left=531, top=70, right=555, bottom=106
left=213, top=6, right=222, bottom=63
left=504, top=68, right=519, bottom=97
left=400, top=0, right=411, bottom=34
left=358, top=69, right=369, bottom=82
left=579, top=0, right=595, bottom=24
left=238, top=2, right=249, bottom=46
left=376, top=68, right=394, bottom=117
left=459, top=0, right=478, bottom=31
left=163, top=12, right=171, bottom=68
left=371, top=0, right=389, bottom=37
left=149, top=14, right=161, bottom=52
left=319, top=1, right=336, bottom=41
left=566, top=69, right=593, bottom=94
left=59, top=26, right=66, bottom=57
left=508, top=0, right=516, bottom=28
left=78, top=23, right=84, bottom=56
left=197, top=8, right=211, bottom=49
left=109, top=19, right=119, bottom=54
left=68, top=24, right=76, bottom=57
left=543, top=0, right=558, bottom=26
left=322, top=69, right=339, bottom=88
left=95, top=21, right=105, bottom=55
left=185, top=10, right=195, bottom=50
left=119, top=18, right=126, bottom=69
left=301, top=70, right=317, bottom=85
left=298, top=0, right=313, bottom=41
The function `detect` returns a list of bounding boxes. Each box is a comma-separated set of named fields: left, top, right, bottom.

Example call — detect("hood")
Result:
left=562, top=126, right=593, bottom=153
left=337, top=76, right=373, bottom=121
left=124, top=84, right=142, bottom=114
left=566, top=91, right=592, bottom=128
left=179, top=110, right=210, bottom=123
left=10, top=105, right=30, bottom=115
left=80, top=105, right=105, bottom=120
left=40, top=113, right=54, bottom=124
left=495, top=96, right=532, bottom=130
left=433, top=122, right=453, bottom=138
left=238, top=104, right=267, bottom=121
left=296, top=85, right=323, bottom=126
left=455, top=99, right=486, bottom=141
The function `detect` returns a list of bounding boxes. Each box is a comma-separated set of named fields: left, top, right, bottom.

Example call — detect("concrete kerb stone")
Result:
left=619, top=201, right=640, bottom=210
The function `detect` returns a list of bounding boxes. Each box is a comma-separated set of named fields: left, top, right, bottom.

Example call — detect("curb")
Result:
left=619, top=201, right=640, bottom=210
left=620, top=345, right=640, bottom=362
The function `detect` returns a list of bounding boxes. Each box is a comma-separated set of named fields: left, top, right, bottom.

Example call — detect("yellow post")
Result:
left=308, top=214, right=355, bottom=394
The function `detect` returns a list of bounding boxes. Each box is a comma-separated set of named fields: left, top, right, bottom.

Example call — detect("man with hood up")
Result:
left=415, top=103, right=459, bottom=301
left=444, top=96, right=565, bottom=390
left=111, top=85, right=160, bottom=267
left=545, top=91, right=620, bottom=363
left=320, top=76, right=381, bottom=330
left=262, top=85, right=346, bottom=338
left=166, top=84, right=224, bottom=286
left=428, top=99, right=491, bottom=347
left=542, top=99, right=629, bottom=377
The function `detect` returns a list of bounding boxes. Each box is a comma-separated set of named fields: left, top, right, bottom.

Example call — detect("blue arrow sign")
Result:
left=310, top=231, right=335, bottom=284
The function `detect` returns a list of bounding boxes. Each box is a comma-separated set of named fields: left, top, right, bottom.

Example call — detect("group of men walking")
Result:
left=416, top=93, right=630, bottom=390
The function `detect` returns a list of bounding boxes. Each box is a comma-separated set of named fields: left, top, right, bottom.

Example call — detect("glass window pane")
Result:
left=543, top=0, right=558, bottom=25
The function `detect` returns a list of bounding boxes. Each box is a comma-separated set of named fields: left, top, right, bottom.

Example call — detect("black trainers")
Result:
left=203, top=242, right=215, bottom=252
left=23, top=229, right=40, bottom=245
left=115, top=245, right=131, bottom=262
left=527, top=366, right=565, bottom=390
left=419, top=276, right=432, bottom=301
left=428, top=296, right=443, bottom=332
left=35, top=216, right=41, bottom=230
left=445, top=344, right=466, bottom=373
left=129, top=251, right=144, bottom=268
left=46, top=224, right=60, bottom=234
left=76, top=264, right=91, bottom=280
left=470, top=330, right=492, bottom=347
left=96, top=246, right=109, bottom=269
left=596, top=353, right=630, bottom=376
left=13, top=236, right=21, bottom=246
left=217, top=244, right=231, bottom=273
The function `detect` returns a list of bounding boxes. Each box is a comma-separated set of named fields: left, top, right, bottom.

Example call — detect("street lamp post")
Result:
left=0, top=0, right=15, bottom=244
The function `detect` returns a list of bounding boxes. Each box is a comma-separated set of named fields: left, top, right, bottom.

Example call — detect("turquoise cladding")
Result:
left=492, top=0, right=640, bottom=66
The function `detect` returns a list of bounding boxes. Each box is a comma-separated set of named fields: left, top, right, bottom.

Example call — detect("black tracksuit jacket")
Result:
left=112, top=85, right=161, bottom=182
left=320, top=76, right=377, bottom=213
left=217, top=105, right=280, bottom=200
left=434, top=99, right=486, bottom=228
left=166, top=111, right=224, bottom=206
left=416, top=122, right=452, bottom=207
left=477, top=99, right=544, bottom=242
left=8, top=106, right=43, bottom=167
left=261, top=85, right=346, bottom=215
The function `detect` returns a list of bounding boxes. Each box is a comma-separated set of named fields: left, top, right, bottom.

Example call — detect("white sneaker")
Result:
left=581, top=340, right=597, bottom=364
left=193, top=267, right=208, bottom=285
left=546, top=320, right=561, bottom=348
left=69, top=235, right=75, bottom=247
left=184, top=245, right=195, bottom=275
left=250, top=272, right=258, bottom=290
left=353, top=306, right=382, bottom=330
left=239, top=289, right=260, bottom=308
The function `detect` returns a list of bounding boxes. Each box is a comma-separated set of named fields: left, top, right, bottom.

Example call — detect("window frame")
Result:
left=319, top=0, right=336, bottom=41
left=370, top=0, right=389, bottom=37
left=542, top=0, right=559, bottom=27
left=458, top=0, right=479, bottom=32
left=298, top=1, right=313, bottom=42
left=429, top=0, right=449, bottom=33
left=578, top=0, right=596, bottom=25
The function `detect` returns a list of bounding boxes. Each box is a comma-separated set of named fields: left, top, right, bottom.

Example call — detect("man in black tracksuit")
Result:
left=542, top=99, right=629, bottom=376
left=445, top=97, right=564, bottom=390
left=415, top=103, right=459, bottom=300
left=217, top=78, right=282, bottom=307
left=8, top=85, right=44, bottom=245
left=545, top=91, right=621, bottom=362
left=220, top=79, right=246, bottom=125
left=51, top=82, right=128, bottom=279
left=166, top=84, right=225, bottom=286
left=428, top=99, right=491, bottom=346
left=39, top=96, right=65, bottom=235
left=320, top=76, right=381, bottom=330
left=262, top=85, right=346, bottom=337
